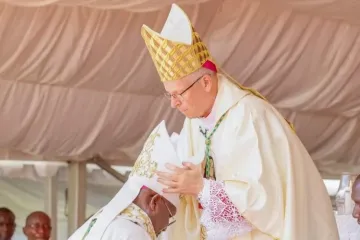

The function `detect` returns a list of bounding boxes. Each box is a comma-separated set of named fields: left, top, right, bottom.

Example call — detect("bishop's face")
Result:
left=352, top=180, right=360, bottom=224
left=163, top=74, right=215, bottom=118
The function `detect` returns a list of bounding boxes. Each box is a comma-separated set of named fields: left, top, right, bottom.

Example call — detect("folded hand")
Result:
left=156, top=162, right=204, bottom=196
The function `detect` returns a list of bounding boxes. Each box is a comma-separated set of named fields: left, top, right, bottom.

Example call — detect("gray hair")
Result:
left=195, top=67, right=216, bottom=77
left=184, top=67, right=216, bottom=82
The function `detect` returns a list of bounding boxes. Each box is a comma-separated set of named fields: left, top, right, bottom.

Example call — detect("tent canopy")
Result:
left=0, top=0, right=359, bottom=176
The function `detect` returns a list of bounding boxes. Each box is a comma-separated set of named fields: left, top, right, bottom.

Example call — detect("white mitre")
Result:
left=80, top=121, right=189, bottom=239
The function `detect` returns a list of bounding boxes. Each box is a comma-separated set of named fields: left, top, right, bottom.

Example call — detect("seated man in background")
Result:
left=23, top=211, right=51, bottom=240
left=352, top=175, right=360, bottom=224
left=69, top=121, right=191, bottom=240
left=0, top=207, right=15, bottom=240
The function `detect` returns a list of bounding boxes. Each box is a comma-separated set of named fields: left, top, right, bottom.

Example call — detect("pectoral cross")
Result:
left=199, top=126, right=216, bottom=180
left=199, top=127, right=208, bottom=137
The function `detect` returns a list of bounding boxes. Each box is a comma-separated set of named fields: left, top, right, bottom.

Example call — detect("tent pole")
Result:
left=91, top=156, right=128, bottom=183
left=44, top=175, right=58, bottom=240
left=67, top=161, right=87, bottom=237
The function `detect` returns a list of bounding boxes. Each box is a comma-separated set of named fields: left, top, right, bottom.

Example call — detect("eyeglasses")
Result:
left=162, top=198, right=176, bottom=227
left=163, top=75, right=204, bottom=101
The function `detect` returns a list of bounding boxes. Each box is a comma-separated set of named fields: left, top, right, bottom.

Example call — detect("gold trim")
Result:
left=219, top=68, right=296, bottom=132
left=120, top=203, right=157, bottom=240
left=141, top=16, right=212, bottom=82
left=130, top=131, right=160, bottom=178
left=200, top=224, right=207, bottom=240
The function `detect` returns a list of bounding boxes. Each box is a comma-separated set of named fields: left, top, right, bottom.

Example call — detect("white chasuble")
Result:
left=165, top=74, right=339, bottom=240
left=69, top=204, right=154, bottom=240
left=101, top=203, right=155, bottom=240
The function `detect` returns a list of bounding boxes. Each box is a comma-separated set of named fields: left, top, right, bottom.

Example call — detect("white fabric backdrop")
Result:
left=0, top=161, right=131, bottom=183
left=1, top=0, right=360, bottom=26
left=0, top=0, right=359, bottom=176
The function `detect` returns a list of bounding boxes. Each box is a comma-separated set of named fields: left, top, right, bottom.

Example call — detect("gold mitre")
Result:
left=141, top=4, right=213, bottom=82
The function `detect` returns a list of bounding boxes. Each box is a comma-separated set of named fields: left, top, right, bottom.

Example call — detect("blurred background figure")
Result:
left=0, top=207, right=15, bottom=240
left=23, top=212, right=51, bottom=240
left=352, top=175, right=360, bottom=224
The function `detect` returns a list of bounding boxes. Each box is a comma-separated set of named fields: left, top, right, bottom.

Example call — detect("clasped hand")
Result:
left=156, top=162, right=204, bottom=197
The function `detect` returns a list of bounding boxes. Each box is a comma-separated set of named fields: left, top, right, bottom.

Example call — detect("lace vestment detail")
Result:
left=198, top=179, right=253, bottom=240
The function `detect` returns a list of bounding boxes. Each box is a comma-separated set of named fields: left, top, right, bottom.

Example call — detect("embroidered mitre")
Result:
left=129, top=120, right=182, bottom=206
left=82, top=121, right=185, bottom=239
left=141, top=4, right=215, bottom=82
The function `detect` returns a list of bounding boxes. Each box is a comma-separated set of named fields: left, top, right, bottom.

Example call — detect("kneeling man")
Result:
left=68, top=121, right=189, bottom=239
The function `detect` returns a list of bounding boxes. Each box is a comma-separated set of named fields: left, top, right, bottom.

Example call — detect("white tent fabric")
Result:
left=0, top=0, right=359, bottom=176
left=1, top=0, right=360, bottom=26
left=0, top=161, right=131, bottom=182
